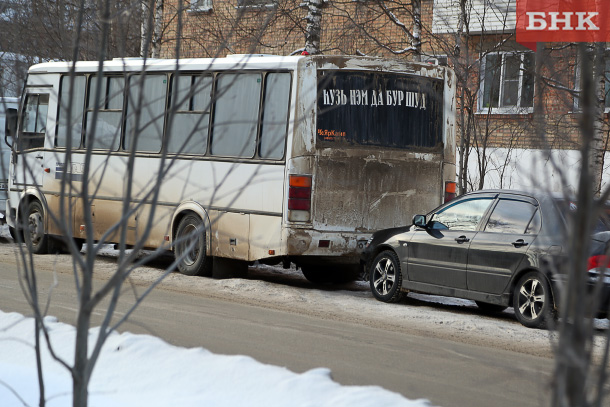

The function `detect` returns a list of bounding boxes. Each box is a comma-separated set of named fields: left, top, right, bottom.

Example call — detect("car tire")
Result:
left=369, top=250, right=405, bottom=303
left=475, top=301, right=507, bottom=314
left=513, top=271, right=553, bottom=328
left=174, top=214, right=212, bottom=277
left=22, top=200, right=49, bottom=254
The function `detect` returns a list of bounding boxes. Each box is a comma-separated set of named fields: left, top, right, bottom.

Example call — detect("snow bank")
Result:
left=0, top=311, right=431, bottom=407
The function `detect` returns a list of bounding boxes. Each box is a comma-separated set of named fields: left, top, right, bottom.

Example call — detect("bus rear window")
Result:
left=316, top=71, right=443, bottom=149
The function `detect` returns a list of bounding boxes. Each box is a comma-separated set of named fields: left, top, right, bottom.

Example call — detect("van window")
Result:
left=20, top=94, right=49, bottom=150
left=211, top=73, right=261, bottom=157
left=125, top=74, right=167, bottom=152
left=86, top=76, right=124, bottom=151
left=167, top=74, right=212, bottom=155
left=57, top=75, right=86, bottom=148
left=317, top=71, right=443, bottom=149
left=260, top=73, right=290, bottom=159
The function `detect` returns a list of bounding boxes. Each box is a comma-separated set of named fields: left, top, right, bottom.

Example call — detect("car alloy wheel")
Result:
left=513, top=271, right=552, bottom=328
left=370, top=250, right=405, bottom=303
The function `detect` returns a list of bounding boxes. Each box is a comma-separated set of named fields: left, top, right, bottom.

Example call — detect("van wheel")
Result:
left=9, top=226, right=20, bottom=242
left=301, top=266, right=333, bottom=284
left=22, top=200, right=49, bottom=254
left=174, top=214, right=212, bottom=277
left=301, top=265, right=360, bottom=284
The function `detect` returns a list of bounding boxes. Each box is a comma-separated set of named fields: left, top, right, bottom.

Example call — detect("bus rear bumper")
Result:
left=285, top=228, right=370, bottom=265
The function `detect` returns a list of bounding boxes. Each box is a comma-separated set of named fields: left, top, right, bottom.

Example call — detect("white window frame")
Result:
left=478, top=52, right=534, bottom=114
left=236, top=0, right=277, bottom=10
left=423, top=55, right=449, bottom=66
left=189, top=0, right=213, bottom=13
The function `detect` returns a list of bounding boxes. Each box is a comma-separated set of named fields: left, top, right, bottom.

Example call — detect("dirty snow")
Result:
left=0, top=223, right=609, bottom=406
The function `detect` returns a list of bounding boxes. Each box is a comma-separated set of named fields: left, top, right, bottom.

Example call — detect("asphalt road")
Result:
left=0, top=243, right=555, bottom=407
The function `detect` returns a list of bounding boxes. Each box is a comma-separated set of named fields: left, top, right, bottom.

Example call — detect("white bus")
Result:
left=7, top=55, right=456, bottom=282
left=0, top=97, right=19, bottom=225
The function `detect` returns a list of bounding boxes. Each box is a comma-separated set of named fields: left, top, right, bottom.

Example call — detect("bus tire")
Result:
left=212, top=257, right=248, bottom=279
left=175, top=214, right=212, bottom=277
left=302, top=264, right=361, bottom=284
left=22, top=200, right=49, bottom=254
left=9, top=226, right=20, bottom=242
left=301, top=266, right=330, bottom=284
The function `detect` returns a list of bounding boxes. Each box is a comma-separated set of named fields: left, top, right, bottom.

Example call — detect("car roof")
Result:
left=459, top=189, right=544, bottom=200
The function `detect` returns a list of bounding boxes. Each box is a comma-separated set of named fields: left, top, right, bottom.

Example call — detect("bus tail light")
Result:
left=288, top=175, right=312, bottom=221
left=444, top=181, right=457, bottom=203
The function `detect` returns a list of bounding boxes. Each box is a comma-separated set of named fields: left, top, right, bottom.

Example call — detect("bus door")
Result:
left=15, top=92, right=50, bottom=187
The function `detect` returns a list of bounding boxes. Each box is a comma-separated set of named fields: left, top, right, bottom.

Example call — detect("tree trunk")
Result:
left=411, top=0, right=421, bottom=62
left=305, top=0, right=322, bottom=55
left=456, top=0, right=469, bottom=194
left=152, top=0, right=163, bottom=58
left=590, top=43, right=606, bottom=196
left=552, top=42, right=598, bottom=407
left=72, top=305, right=91, bottom=407
left=140, top=0, right=152, bottom=58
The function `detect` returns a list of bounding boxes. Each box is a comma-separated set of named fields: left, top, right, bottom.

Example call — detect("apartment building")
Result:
left=161, top=0, right=608, bottom=191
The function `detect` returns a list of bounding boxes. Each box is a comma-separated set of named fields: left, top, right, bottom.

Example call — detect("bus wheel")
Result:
left=302, top=265, right=361, bottom=284
left=23, top=200, right=49, bottom=254
left=301, top=266, right=331, bottom=284
left=175, top=214, right=212, bottom=277
left=9, top=226, right=21, bottom=242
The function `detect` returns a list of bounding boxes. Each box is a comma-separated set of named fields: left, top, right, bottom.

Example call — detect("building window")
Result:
left=236, top=0, right=276, bottom=9
left=190, top=0, right=212, bottom=12
left=423, top=55, right=448, bottom=66
left=479, top=52, right=534, bottom=113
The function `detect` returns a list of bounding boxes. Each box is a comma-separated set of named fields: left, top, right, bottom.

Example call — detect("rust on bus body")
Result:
left=285, top=56, right=453, bottom=260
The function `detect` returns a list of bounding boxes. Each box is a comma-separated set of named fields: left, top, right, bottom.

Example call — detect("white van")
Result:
left=0, top=97, right=19, bottom=224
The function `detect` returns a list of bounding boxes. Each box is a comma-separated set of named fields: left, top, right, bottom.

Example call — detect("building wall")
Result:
left=160, top=0, right=608, bottom=188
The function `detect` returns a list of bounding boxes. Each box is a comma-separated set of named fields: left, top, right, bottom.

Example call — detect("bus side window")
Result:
left=86, top=75, right=124, bottom=151
left=211, top=73, right=261, bottom=158
left=260, top=73, right=291, bottom=159
left=20, top=94, right=49, bottom=151
left=167, top=74, right=211, bottom=155
left=57, top=75, right=86, bottom=148
left=125, top=74, right=167, bottom=152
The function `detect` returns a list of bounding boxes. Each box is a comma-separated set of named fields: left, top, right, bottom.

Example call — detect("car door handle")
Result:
left=512, top=239, right=529, bottom=248
left=455, top=235, right=470, bottom=243
left=35, top=155, right=43, bottom=159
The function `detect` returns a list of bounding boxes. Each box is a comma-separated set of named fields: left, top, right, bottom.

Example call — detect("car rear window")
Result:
left=555, top=200, right=610, bottom=233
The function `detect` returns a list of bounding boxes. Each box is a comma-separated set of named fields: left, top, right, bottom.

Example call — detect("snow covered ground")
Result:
left=0, top=223, right=608, bottom=407
left=0, top=311, right=429, bottom=407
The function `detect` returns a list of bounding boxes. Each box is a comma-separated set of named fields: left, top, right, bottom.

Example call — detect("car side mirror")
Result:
left=413, top=214, right=427, bottom=228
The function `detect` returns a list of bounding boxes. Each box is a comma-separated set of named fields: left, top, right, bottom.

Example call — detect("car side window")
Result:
left=485, top=199, right=538, bottom=234
left=525, top=208, right=541, bottom=234
left=431, top=198, right=494, bottom=231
